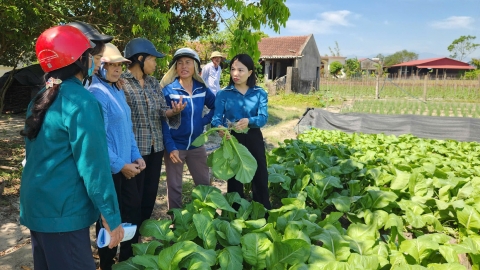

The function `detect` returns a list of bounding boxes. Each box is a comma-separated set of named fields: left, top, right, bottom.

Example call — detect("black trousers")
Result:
left=136, top=147, right=164, bottom=224
left=96, top=172, right=141, bottom=270
left=228, top=128, right=272, bottom=210
left=31, top=227, right=96, bottom=270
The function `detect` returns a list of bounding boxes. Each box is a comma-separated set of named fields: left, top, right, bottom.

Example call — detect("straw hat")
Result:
left=210, top=51, right=224, bottom=59
left=101, top=43, right=131, bottom=63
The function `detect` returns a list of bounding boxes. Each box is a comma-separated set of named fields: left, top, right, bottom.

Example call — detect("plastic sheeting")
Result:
left=296, top=108, right=480, bottom=142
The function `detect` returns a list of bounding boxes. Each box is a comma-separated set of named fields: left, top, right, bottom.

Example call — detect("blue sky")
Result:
left=261, top=0, right=480, bottom=61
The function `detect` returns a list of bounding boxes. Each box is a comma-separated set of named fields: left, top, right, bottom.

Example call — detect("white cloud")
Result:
left=429, top=16, right=474, bottom=29
left=285, top=10, right=354, bottom=35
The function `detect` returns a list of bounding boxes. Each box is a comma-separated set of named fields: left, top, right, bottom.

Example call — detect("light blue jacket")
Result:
left=89, top=75, right=142, bottom=173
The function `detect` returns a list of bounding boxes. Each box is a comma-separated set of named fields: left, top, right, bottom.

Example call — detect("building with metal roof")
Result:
left=387, top=57, right=475, bottom=79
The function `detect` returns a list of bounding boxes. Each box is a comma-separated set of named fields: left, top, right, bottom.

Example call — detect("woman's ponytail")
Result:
left=20, top=63, right=82, bottom=140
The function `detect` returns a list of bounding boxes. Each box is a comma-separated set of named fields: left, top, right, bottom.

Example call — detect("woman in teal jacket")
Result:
left=20, top=25, right=123, bottom=270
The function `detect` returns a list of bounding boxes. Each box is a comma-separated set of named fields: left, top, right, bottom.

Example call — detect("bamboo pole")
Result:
left=423, top=75, right=428, bottom=101
left=454, top=82, right=457, bottom=99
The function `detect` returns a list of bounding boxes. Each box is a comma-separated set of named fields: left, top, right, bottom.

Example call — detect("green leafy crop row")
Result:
left=115, top=129, right=480, bottom=270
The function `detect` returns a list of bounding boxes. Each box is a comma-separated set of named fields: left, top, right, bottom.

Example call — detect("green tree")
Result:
left=469, top=58, right=480, bottom=69
left=193, top=17, right=269, bottom=63
left=448, top=35, right=480, bottom=61
left=383, top=50, right=418, bottom=67
left=373, top=61, right=386, bottom=99
left=221, top=0, right=289, bottom=62
left=328, top=41, right=341, bottom=56
left=344, top=58, right=360, bottom=78
left=329, top=61, right=343, bottom=78
left=0, top=0, right=289, bottom=69
left=0, top=1, right=53, bottom=66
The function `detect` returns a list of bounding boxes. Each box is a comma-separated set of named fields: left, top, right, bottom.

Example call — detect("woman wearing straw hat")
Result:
left=201, top=51, right=224, bottom=95
left=88, top=43, right=145, bottom=269
left=20, top=25, right=123, bottom=270
left=160, top=48, right=216, bottom=210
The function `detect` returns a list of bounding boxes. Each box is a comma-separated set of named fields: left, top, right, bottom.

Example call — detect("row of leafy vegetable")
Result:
left=114, top=129, right=480, bottom=270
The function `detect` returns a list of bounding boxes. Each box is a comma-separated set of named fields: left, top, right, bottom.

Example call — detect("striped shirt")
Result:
left=121, top=71, right=180, bottom=156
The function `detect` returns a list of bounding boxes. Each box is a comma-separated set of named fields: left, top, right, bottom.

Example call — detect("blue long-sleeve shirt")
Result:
left=89, top=75, right=142, bottom=173
left=211, top=85, right=268, bottom=128
left=162, top=78, right=215, bottom=152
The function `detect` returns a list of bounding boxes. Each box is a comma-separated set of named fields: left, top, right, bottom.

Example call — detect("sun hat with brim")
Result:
left=101, top=43, right=131, bottom=63
left=210, top=51, right=224, bottom=59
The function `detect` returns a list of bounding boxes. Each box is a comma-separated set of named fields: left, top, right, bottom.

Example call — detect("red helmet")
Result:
left=35, top=25, right=93, bottom=72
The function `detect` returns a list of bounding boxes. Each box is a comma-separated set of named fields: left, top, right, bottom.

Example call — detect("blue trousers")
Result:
left=31, top=227, right=95, bottom=270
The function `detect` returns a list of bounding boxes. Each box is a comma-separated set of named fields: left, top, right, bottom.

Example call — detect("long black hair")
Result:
left=20, top=53, right=88, bottom=140
left=228, top=54, right=256, bottom=88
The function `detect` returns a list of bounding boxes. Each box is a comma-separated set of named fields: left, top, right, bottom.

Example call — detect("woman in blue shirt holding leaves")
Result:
left=211, top=54, right=271, bottom=210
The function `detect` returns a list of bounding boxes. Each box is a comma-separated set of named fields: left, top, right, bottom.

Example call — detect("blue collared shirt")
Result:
left=211, top=85, right=268, bottom=128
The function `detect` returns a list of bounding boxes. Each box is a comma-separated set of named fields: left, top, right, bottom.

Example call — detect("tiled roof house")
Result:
left=258, top=34, right=320, bottom=93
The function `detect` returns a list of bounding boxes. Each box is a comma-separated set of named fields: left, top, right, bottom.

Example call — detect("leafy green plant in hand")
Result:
left=192, top=124, right=257, bottom=184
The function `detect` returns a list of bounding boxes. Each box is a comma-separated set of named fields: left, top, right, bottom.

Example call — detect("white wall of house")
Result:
left=325, top=57, right=346, bottom=71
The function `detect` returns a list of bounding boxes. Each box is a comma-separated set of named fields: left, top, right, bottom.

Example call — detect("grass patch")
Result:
left=267, top=105, right=304, bottom=126
left=181, top=179, right=195, bottom=205
left=341, top=100, right=480, bottom=118
left=269, top=92, right=326, bottom=108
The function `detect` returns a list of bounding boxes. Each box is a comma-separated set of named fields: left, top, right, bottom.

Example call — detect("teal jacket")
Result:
left=20, top=77, right=121, bottom=233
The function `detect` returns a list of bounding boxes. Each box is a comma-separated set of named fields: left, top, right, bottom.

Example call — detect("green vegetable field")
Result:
left=115, top=129, right=480, bottom=270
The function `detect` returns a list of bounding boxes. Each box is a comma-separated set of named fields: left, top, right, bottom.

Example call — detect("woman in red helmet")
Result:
left=20, top=25, right=124, bottom=270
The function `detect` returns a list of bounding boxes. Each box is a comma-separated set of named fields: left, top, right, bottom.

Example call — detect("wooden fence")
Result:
left=319, top=75, right=480, bottom=101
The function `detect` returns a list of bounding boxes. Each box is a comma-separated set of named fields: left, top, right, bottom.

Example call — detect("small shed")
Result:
left=387, top=57, right=475, bottom=79
left=258, top=34, right=321, bottom=94
left=0, top=64, right=44, bottom=113
left=358, top=58, right=381, bottom=74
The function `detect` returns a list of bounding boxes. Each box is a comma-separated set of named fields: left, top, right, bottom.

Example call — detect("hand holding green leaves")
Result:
left=192, top=124, right=256, bottom=184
